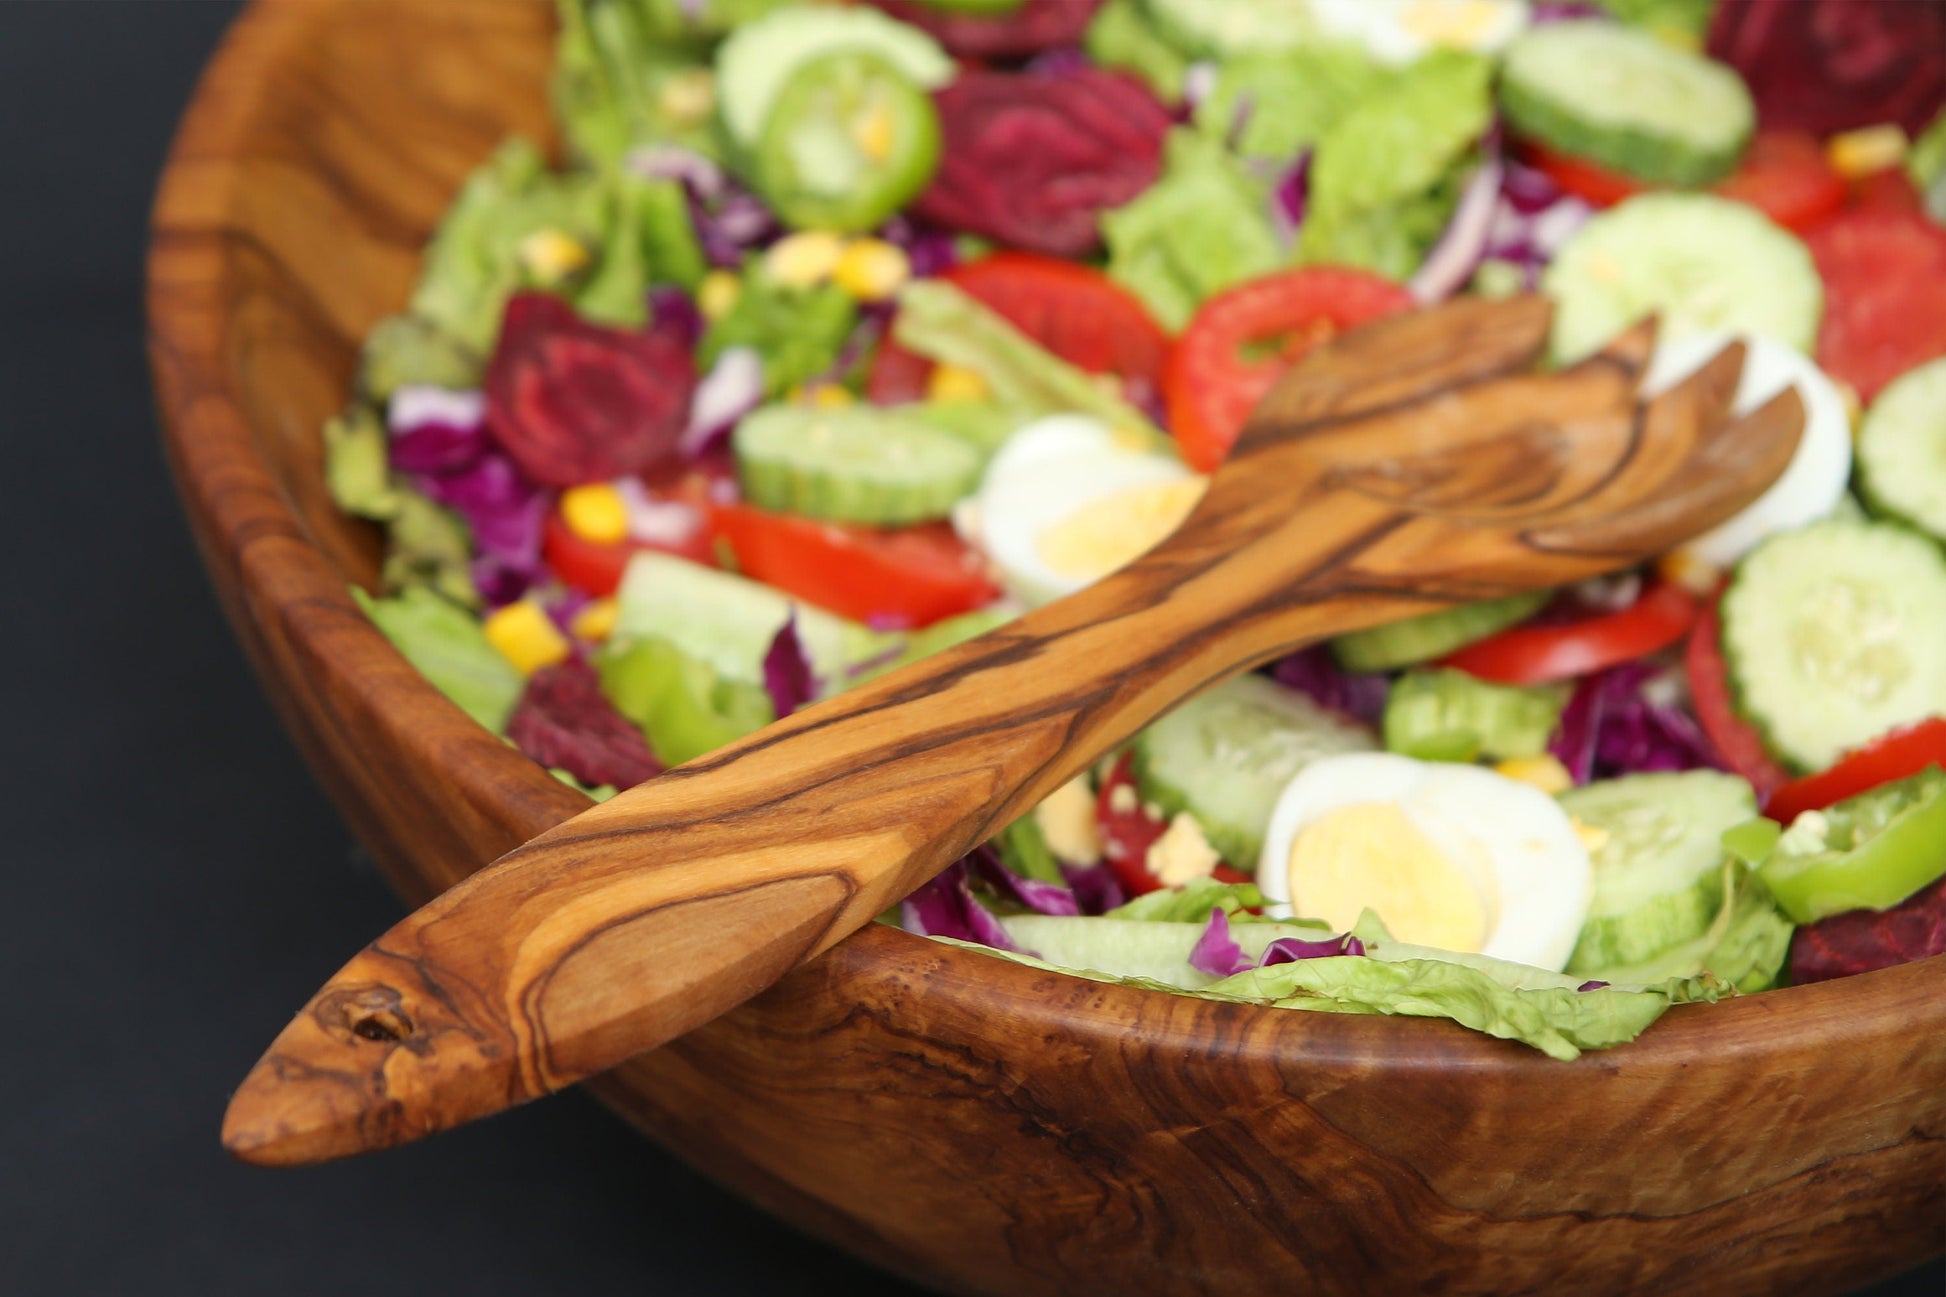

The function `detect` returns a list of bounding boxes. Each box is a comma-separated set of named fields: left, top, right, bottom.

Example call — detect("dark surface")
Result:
left=0, top=3, right=1937, bottom=1295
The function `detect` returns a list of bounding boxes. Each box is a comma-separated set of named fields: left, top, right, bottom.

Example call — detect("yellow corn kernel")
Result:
left=763, top=230, right=845, bottom=288
left=831, top=237, right=910, bottom=302
left=517, top=228, right=591, bottom=287
left=798, top=383, right=854, bottom=409
left=484, top=601, right=571, bottom=676
left=852, top=99, right=896, bottom=163
left=1826, top=124, right=1908, bottom=180
left=697, top=269, right=742, bottom=321
left=570, top=597, right=620, bottom=643
left=560, top=483, right=630, bottom=545
left=658, top=68, right=715, bottom=128
left=1494, top=755, right=1574, bottom=796
left=1570, top=817, right=1612, bottom=857
left=1655, top=548, right=1722, bottom=597
left=925, top=362, right=990, bottom=403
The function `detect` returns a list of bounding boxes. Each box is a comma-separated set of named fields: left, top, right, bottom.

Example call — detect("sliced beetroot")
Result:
left=914, top=69, right=1169, bottom=257
left=1788, top=874, right=1946, bottom=985
left=506, top=657, right=663, bottom=791
left=485, top=292, right=697, bottom=488
left=870, top=0, right=1104, bottom=59
left=1707, top=0, right=1946, bottom=137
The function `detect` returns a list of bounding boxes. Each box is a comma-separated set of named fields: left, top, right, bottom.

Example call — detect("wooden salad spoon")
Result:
left=223, top=295, right=1802, bottom=1167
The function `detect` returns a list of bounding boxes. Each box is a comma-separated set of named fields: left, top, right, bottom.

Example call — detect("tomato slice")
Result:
left=1520, top=132, right=1846, bottom=233
left=1765, top=718, right=1946, bottom=825
left=1685, top=592, right=1790, bottom=801
left=866, top=252, right=1171, bottom=403
left=1441, top=581, right=1699, bottom=686
left=710, top=502, right=1000, bottom=628
left=1847, top=165, right=1926, bottom=217
left=1162, top=267, right=1413, bottom=472
left=1804, top=207, right=1946, bottom=402
left=1096, top=755, right=1168, bottom=897
left=543, top=500, right=716, bottom=597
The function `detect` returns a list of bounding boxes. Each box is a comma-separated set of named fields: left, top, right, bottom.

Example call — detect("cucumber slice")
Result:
left=1721, top=520, right=1946, bottom=772
left=1382, top=669, right=1568, bottom=763
left=733, top=403, right=984, bottom=525
left=1330, top=593, right=1548, bottom=673
left=713, top=5, right=952, bottom=152
left=1501, top=20, right=1752, bottom=187
left=1139, top=0, right=1322, bottom=60
left=1857, top=358, right=1946, bottom=543
left=996, top=915, right=1331, bottom=990
left=1131, top=674, right=1375, bottom=866
left=1544, top=193, right=1822, bottom=364
left=1559, top=770, right=1756, bottom=973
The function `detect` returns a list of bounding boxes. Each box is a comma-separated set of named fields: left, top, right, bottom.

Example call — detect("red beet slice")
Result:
left=1707, top=0, right=1946, bottom=137
left=485, top=292, right=697, bottom=488
left=1789, top=874, right=1946, bottom=985
left=914, top=69, right=1170, bottom=257
left=506, top=657, right=663, bottom=791
left=870, top=0, right=1105, bottom=58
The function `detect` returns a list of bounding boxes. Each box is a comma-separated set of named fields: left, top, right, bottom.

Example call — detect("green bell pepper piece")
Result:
left=1740, top=767, right=1946, bottom=924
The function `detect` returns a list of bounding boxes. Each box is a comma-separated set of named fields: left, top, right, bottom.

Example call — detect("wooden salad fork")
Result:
left=222, top=295, right=1802, bottom=1167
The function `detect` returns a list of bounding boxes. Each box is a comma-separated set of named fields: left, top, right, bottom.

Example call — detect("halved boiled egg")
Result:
left=957, top=414, right=1204, bottom=606
left=1310, top=0, right=1530, bottom=65
left=1644, top=330, right=1852, bottom=571
left=1256, top=752, right=1592, bottom=971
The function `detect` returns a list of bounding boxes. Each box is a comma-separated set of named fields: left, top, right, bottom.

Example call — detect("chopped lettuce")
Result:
left=355, top=314, right=482, bottom=405
left=1083, top=0, right=1189, bottom=104
left=1194, top=45, right=1393, bottom=162
left=1297, top=51, right=1492, bottom=280
left=700, top=264, right=857, bottom=397
left=1101, top=129, right=1281, bottom=330
left=553, top=0, right=722, bottom=166
left=1106, top=877, right=1270, bottom=923
left=352, top=586, right=523, bottom=731
left=892, top=280, right=1167, bottom=443
left=991, top=815, right=1064, bottom=885
left=1595, top=0, right=1718, bottom=47
left=323, top=405, right=402, bottom=521
left=323, top=405, right=479, bottom=607
left=596, top=635, right=775, bottom=767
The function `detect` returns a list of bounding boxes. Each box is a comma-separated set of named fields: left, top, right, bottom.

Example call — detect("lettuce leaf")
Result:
left=1101, top=129, right=1282, bottom=331
left=352, top=586, right=523, bottom=731
left=354, top=314, right=483, bottom=406
left=1083, top=0, right=1189, bottom=104
left=699, top=265, right=857, bottom=397
left=1194, top=45, right=1393, bottom=162
left=595, top=634, right=775, bottom=767
left=553, top=0, right=724, bottom=166
left=1575, top=862, right=1794, bottom=993
left=1106, top=877, right=1271, bottom=923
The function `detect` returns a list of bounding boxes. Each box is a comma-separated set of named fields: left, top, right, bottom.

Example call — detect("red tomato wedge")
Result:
left=1162, top=268, right=1412, bottom=472
left=709, top=503, right=1000, bottom=629
left=1765, top=718, right=1946, bottom=825
left=1441, top=581, right=1700, bottom=686
left=1685, top=592, right=1790, bottom=800
left=1096, top=755, right=1168, bottom=897
left=1847, top=165, right=1925, bottom=217
left=1804, top=207, right=1946, bottom=402
left=1519, top=132, right=1846, bottom=233
left=543, top=502, right=715, bottom=597
left=866, top=252, right=1171, bottom=404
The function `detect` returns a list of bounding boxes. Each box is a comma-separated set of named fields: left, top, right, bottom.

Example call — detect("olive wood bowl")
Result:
left=148, top=2, right=1945, bottom=1293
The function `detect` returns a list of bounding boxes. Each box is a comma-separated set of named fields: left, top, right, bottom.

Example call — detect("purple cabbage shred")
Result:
left=1549, top=662, right=1726, bottom=785
left=387, top=386, right=490, bottom=474
left=647, top=285, right=704, bottom=352
left=1190, top=909, right=1364, bottom=978
left=1577, top=979, right=1610, bottom=992
left=409, top=451, right=550, bottom=607
left=1269, top=646, right=1389, bottom=726
left=901, top=858, right=1026, bottom=952
left=968, top=847, right=1083, bottom=917
left=761, top=612, right=817, bottom=719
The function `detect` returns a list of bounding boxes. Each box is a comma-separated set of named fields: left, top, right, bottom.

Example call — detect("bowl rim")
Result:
left=147, top=0, right=1946, bottom=1087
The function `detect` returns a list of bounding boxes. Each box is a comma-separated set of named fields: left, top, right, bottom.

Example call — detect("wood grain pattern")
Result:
left=148, top=2, right=1946, bottom=1293
left=218, top=300, right=1809, bottom=1164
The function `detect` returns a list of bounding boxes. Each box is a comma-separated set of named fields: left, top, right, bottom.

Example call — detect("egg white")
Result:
left=1643, top=330, right=1853, bottom=570
left=962, top=414, right=1198, bottom=606
left=1256, top=752, right=1593, bottom=971
left=1310, top=0, right=1531, bottom=65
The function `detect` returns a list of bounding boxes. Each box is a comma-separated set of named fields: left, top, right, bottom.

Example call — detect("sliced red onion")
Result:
left=1181, top=60, right=1218, bottom=110
left=387, top=385, right=489, bottom=474
left=1409, top=155, right=1505, bottom=304
left=679, top=345, right=764, bottom=458
left=627, top=144, right=726, bottom=201
left=1526, top=195, right=1593, bottom=256
left=1270, top=150, right=1312, bottom=244
left=612, top=477, right=704, bottom=547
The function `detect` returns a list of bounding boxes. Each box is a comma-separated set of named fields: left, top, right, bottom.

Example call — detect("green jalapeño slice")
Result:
left=1737, top=766, right=1946, bottom=924
left=756, top=49, right=942, bottom=233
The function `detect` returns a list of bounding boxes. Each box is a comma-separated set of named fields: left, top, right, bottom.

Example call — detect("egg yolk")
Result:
left=1402, top=0, right=1503, bottom=48
left=1037, top=477, right=1205, bottom=582
left=1285, top=801, right=1491, bottom=952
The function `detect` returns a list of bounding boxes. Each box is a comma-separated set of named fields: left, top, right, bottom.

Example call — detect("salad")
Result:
left=325, top=0, right=1946, bottom=1060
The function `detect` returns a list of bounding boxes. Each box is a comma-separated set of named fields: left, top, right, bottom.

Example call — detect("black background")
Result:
left=1, top=2, right=1938, bottom=1294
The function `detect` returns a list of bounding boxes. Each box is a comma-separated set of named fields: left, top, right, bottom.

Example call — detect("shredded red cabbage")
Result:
left=647, top=285, right=704, bottom=352
left=761, top=613, right=816, bottom=719
left=1268, top=646, right=1389, bottom=726
left=901, top=858, right=1027, bottom=952
left=1260, top=931, right=1364, bottom=965
left=1410, top=155, right=1504, bottom=304
left=409, top=452, right=550, bottom=607
left=877, top=214, right=961, bottom=280
left=1060, top=861, right=1127, bottom=915
left=680, top=346, right=764, bottom=460
left=1270, top=150, right=1311, bottom=244
left=968, top=846, right=1083, bottom=917
left=1576, top=979, right=1610, bottom=991
left=1549, top=662, right=1726, bottom=785
left=1189, top=909, right=1364, bottom=978
left=388, top=386, right=489, bottom=474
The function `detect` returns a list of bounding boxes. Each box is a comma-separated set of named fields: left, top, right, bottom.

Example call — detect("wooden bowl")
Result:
left=149, top=3, right=1944, bottom=1292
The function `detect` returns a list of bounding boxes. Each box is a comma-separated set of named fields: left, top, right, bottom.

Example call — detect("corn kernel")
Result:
left=658, top=68, right=715, bottom=128
left=517, top=228, right=591, bottom=287
left=1827, top=124, right=1908, bottom=180
left=698, top=269, right=742, bottom=321
left=852, top=100, right=896, bottom=163
left=763, top=231, right=845, bottom=288
left=800, top=383, right=854, bottom=409
left=1655, top=548, right=1722, bottom=597
left=831, top=237, right=910, bottom=301
left=560, top=483, right=630, bottom=545
left=484, top=601, right=571, bottom=676
left=925, top=363, right=990, bottom=403
left=1494, top=755, right=1574, bottom=796
left=1570, top=818, right=1612, bottom=856
left=571, top=597, right=620, bottom=643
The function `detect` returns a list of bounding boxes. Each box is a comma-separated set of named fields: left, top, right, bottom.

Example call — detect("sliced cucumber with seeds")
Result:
left=1544, top=193, right=1822, bottom=364
left=733, top=403, right=984, bottom=526
left=1501, top=20, right=1753, bottom=187
left=1330, top=593, right=1548, bottom=673
left=1722, top=520, right=1946, bottom=772
left=1131, top=674, right=1374, bottom=867
left=1560, top=770, right=1756, bottom=974
left=1857, top=358, right=1946, bottom=543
